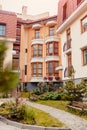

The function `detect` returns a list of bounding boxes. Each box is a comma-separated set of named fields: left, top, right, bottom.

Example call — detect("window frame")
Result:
left=31, top=62, right=43, bottom=77
left=46, top=61, right=59, bottom=76
left=82, top=47, right=87, bottom=66
left=0, top=23, right=6, bottom=36
left=46, top=42, right=58, bottom=56
left=35, top=29, right=40, bottom=39
left=49, top=26, right=54, bottom=36
left=32, top=44, right=42, bottom=57
left=63, top=3, right=67, bottom=21
left=81, top=15, right=87, bottom=33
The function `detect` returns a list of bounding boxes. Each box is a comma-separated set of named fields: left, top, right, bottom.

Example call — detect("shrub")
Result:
left=39, top=92, right=61, bottom=100
left=24, top=106, right=35, bottom=122
left=33, top=88, right=42, bottom=95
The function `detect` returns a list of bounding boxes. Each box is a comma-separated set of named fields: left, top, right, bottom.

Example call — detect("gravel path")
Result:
left=24, top=100, right=87, bottom=130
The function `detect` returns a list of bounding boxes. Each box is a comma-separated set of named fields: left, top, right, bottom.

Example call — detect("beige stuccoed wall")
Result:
left=61, top=11, right=87, bottom=80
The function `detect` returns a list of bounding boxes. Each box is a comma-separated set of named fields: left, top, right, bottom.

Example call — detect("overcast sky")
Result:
left=0, top=0, right=59, bottom=16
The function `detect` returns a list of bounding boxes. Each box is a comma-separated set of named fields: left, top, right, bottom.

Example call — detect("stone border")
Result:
left=0, top=116, right=71, bottom=130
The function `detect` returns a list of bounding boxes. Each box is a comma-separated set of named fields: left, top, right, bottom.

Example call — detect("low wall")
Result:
left=0, top=116, right=71, bottom=130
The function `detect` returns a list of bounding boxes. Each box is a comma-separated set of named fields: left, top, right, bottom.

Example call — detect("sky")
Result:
left=0, top=0, right=59, bottom=16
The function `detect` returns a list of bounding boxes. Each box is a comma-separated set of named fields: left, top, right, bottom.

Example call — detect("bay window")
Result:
left=32, top=63, right=42, bottom=76
left=46, top=42, right=58, bottom=56
left=46, top=61, right=59, bottom=76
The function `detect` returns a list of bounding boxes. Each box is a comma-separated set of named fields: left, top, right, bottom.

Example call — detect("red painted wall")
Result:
left=57, top=0, right=84, bottom=27
left=0, top=10, right=17, bottom=39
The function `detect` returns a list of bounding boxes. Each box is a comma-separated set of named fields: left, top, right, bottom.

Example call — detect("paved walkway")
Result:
left=0, top=121, right=28, bottom=130
left=24, top=100, right=87, bottom=130
left=0, top=98, right=87, bottom=130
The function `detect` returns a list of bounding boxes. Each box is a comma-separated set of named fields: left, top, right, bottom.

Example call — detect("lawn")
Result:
left=36, top=100, right=87, bottom=120
left=29, top=106, right=66, bottom=127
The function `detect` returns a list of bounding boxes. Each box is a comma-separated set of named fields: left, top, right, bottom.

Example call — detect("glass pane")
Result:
left=50, top=27, right=54, bottom=36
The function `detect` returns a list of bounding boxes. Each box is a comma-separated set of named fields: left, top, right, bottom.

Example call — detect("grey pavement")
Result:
left=24, top=100, right=87, bottom=130
left=0, top=121, right=29, bottom=130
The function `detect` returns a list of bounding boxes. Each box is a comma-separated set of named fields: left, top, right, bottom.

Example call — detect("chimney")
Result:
left=22, top=6, right=27, bottom=15
left=0, top=5, right=2, bottom=10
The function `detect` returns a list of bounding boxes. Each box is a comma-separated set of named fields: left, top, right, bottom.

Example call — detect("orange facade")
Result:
left=19, top=16, right=62, bottom=87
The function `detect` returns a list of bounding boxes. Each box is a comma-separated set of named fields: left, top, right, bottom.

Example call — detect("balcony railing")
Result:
left=63, top=39, right=72, bottom=52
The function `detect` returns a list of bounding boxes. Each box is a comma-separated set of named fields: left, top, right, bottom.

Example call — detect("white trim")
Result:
left=46, top=21, right=57, bottom=26
left=55, top=66, right=63, bottom=71
left=32, top=24, right=42, bottom=29
left=31, top=39, right=44, bottom=45
left=45, top=56, right=60, bottom=62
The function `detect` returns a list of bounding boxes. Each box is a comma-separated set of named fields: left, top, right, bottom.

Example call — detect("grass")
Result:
left=29, top=106, right=66, bottom=127
left=36, top=100, right=87, bottom=120
left=0, top=102, right=66, bottom=127
left=37, top=100, right=69, bottom=111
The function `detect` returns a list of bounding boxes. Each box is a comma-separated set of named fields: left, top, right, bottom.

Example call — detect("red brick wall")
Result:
left=0, top=11, right=17, bottom=39
left=57, top=0, right=84, bottom=27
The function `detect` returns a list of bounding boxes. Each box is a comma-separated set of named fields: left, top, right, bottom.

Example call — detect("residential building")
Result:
left=19, top=15, right=62, bottom=90
left=0, top=9, right=17, bottom=69
left=56, top=0, right=87, bottom=83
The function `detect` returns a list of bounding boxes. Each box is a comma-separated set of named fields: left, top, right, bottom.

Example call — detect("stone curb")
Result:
left=0, top=116, right=71, bottom=130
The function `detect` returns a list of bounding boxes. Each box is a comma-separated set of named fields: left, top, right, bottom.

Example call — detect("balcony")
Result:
left=45, top=55, right=60, bottom=62
left=45, top=35, right=60, bottom=43
left=46, top=20, right=57, bottom=26
left=31, top=57, right=44, bottom=63
left=64, top=66, right=73, bottom=77
left=63, top=39, right=72, bottom=53
left=31, top=37, right=44, bottom=45
left=32, top=24, right=42, bottom=29
left=30, top=77, right=43, bottom=82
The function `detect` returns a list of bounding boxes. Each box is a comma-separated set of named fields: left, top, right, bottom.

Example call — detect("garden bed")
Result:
left=0, top=101, right=66, bottom=128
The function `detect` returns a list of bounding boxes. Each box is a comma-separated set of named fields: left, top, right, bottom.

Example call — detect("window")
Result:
left=66, top=28, right=71, bottom=40
left=46, top=42, right=58, bottom=56
left=63, top=3, right=67, bottom=21
left=66, top=28, right=71, bottom=49
left=25, top=48, right=27, bottom=53
left=46, top=61, right=59, bottom=76
left=32, top=63, right=42, bottom=76
left=35, top=29, right=40, bottom=39
left=0, top=24, right=6, bottom=36
left=81, top=16, right=87, bottom=33
left=32, top=44, right=42, bottom=57
left=49, top=27, right=54, bottom=36
left=82, top=48, right=87, bottom=65
left=25, top=65, right=27, bottom=75
left=77, top=0, right=82, bottom=5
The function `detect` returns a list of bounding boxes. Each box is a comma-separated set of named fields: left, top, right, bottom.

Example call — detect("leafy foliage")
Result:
left=0, top=40, right=18, bottom=95
left=64, top=80, right=87, bottom=101
left=39, top=92, right=61, bottom=100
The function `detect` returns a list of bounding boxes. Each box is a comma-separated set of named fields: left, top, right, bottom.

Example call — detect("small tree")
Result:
left=64, top=66, right=87, bottom=101
left=0, top=41, right=18, bottom=96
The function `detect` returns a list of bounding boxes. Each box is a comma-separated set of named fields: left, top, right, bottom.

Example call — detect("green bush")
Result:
left=39, top=92, right=61, bottom=100
left=33, top=88, right=42, bottom=95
